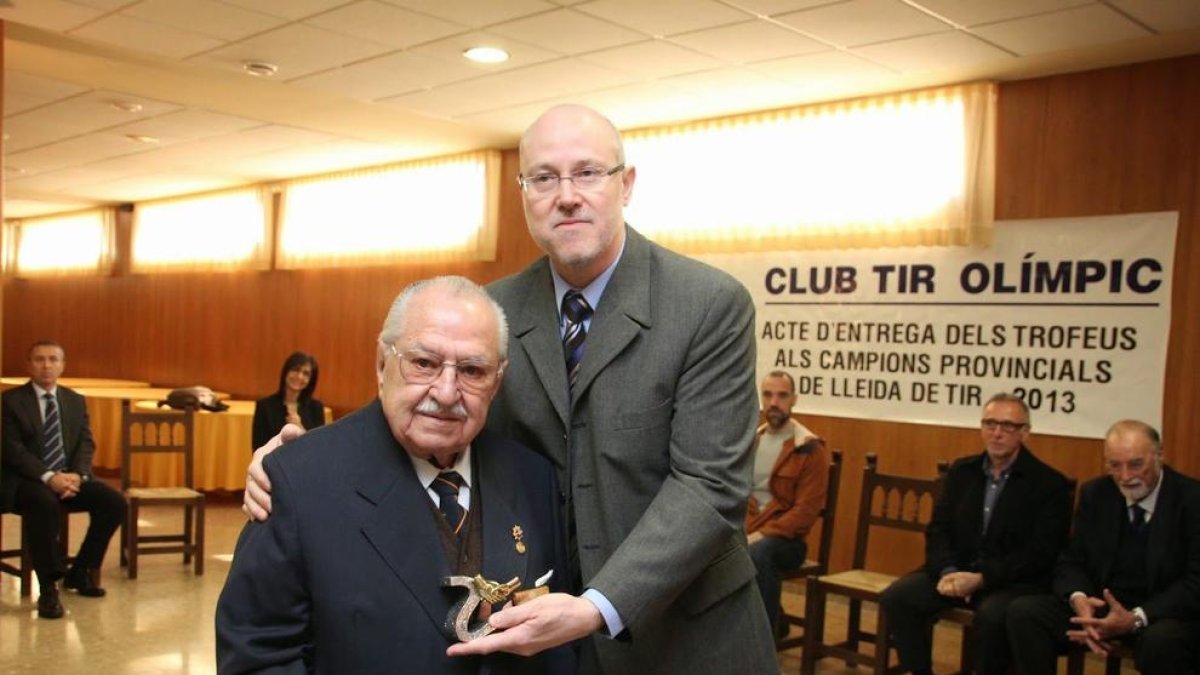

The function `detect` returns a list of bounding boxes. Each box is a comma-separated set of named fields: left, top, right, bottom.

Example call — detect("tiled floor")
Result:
left=2, top=496, right=1121, bottom=674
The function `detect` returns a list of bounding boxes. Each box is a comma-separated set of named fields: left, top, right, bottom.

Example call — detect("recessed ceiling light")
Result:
left=125, top=134, right=159, bottom=144
left=463, top=46, right=509, bottom=64
left=109, top=100, right=143, bottom=113
left=242, top=61, right=279, bottom=77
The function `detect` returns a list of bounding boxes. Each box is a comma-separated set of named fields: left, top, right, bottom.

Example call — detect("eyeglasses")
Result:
left=517, top=164, right=625, bottom=195
left=981, top=419, right=1027, bottom=433
left=388, top=345, right=502, bottom=394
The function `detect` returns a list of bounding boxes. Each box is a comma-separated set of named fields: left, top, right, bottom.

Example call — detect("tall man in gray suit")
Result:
left=244, top=104, right=776, bottom=674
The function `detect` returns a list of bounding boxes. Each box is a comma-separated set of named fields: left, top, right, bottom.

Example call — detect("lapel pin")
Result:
left=512, top=524, right=526, bottom=554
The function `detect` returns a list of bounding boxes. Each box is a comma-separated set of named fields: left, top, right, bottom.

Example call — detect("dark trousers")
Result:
left=879, top=570, right=1022, bottom=675
left=1007, top=593, right=1200, bottom=675
left=11, top=476, right=127, bottom=586
left=749, top=535, right=807, bottom=634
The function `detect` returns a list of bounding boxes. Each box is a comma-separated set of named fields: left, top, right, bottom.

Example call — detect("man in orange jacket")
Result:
left=745, top=370, right=830, bottom=640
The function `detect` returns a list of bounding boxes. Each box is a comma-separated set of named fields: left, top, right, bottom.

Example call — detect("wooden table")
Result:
left=121, top=399, right=332, bottom=492
left=1, top=376, right=151, bottom=391
left=78, top=387, right=230, bottom=478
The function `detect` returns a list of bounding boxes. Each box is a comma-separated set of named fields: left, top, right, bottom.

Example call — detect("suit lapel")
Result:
left=570, top=226, right=651, bottom=407
left=17, top=384, right=47, bottom=450
left=58, top=390, right=78, bottom=461
left=476, top=437, right=529, bottom=587
left=355, top=406, right=453, bottom=633
left=1145, top=469, right=1177, bottom=588
left=509, top=259, right=572, bottom=428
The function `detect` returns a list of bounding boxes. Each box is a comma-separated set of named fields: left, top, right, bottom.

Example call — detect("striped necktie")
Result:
left=430, top=471, right=467, bottom=539
left=562, top=290, right=594, bottom=389
left=42, top=393, right=67, bottom=472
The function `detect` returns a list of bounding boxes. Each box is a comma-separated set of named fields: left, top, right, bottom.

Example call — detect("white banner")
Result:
left=698, top=212, right=1177, bottom=439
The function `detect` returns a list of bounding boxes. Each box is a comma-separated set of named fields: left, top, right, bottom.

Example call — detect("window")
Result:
left=2, top=209, right=115, bottom=277
left=623, top=82, right=996, bottom=252
left=131, top=187, right=272, bottom=272
left=276, top=151, right=500, bottom=269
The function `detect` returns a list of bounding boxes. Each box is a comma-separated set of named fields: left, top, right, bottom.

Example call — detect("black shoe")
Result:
left=38, top=586, right=64, bottom=619
left=64, top=567, right=107, bottom=598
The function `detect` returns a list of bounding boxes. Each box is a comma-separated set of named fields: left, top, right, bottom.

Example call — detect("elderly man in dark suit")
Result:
left=1, top=340, right=127, bottom=619
left=216, top=277, right=572, bottom=675
left=879, top=392, right=1072, bottom=675
left=244, top=104, right=776, bottom=674
left=1007, top=419, right=1200, bottom=674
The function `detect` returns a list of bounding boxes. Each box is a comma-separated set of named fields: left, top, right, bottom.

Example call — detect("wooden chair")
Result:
left=119, top=401, right=205, bottom=579
left=801, top=453, right=947, bottom=675
left=1, top=510, right=72, bottom=597
left=777, top=448, right=844, bottom=650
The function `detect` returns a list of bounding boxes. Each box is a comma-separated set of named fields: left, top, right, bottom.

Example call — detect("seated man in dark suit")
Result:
left=1007, top=419, right=1200, bottom=675
left=1, top=340, right=128, bottom=619
left=879, top=392, right=1072, bottom=675
left=215, top=276, right=573, bottom=675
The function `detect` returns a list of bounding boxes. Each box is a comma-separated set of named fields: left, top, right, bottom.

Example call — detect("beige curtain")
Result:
left=3, top=208, right=116, bottom=277
left=276, top=150, right=500, bottom=269
left=131, top=186, right=272, bottom=273
left=623, top=82, right=996, bottom=254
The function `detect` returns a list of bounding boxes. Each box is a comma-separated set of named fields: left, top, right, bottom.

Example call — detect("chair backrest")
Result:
left=811, top=448, right=844, bottom=573
left=120, top=400, right=195, bottom=490
left=849, top=453, right=948, bottom=569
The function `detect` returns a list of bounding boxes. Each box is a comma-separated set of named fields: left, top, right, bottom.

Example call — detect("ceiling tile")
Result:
left=75, top=174, right=245, bottom=202
left=304, top=1, right=468, bottom=49
left=489, top=8, right=647, bottom=54
left=216, top=0, right=353, bottom=21
left=123, top=0, right=287, bottom=41
left=107, top=109, right=267, bottom=144
left=663, top=66, right=804, bottom=115
left=854, top=30, right=1014, bottom=73
left=3, top=199, right=98, bottom=218
left=576, top=0, right=754, bottom=37
left=291, top=51, right=480, bottom=101
left=750, top=49, right=899, bottom=97
left=909, top=0, right=1090, bottom=28
left=973, top=4, right=1151, bottom=56
left=5, top=91, right=182, bottom=151
left=377, top=87, right=486, bottom=120
left=70, top=13, right=226, bottom=59
left=379, top=0, right=558, bottom=27
left=430, top=58, right=638, bottom=117
left=723, top=0, right=842, bottom=17
left=670, top=18, right=830, bottom=63
left=224, top=139, right=414, bottom=179
left=187, top=24, right=396, bottom=80
left=578, top=39, right=724, bottom=78
left=8, top=133, right=160, bottom=174
left=775, top=0, right=952, bottom=47
left=1109, top=0, right=1200, bottom=32
left=3, top=72, right=90, bottom=116
left=0, top=0, right=100, bottom=31
left=67, top=0, right=134, bottom=9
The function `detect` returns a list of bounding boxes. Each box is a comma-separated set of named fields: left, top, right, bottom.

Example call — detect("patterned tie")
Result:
left=562, top=290, right=594, bottom=389
left=1130, top=503, right=1147, bottom=534
left=42, top=393, right=67, bottom=472
left=430, top=471, right=467, bottom=538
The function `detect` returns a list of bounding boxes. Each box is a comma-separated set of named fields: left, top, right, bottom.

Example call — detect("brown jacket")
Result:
left=745, top=421, right=829, bottom=540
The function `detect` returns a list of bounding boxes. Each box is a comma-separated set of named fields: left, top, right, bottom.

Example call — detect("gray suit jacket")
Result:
left=487, top=226, right=776, bottom=674
left=2, top=382, right=96, bottom=512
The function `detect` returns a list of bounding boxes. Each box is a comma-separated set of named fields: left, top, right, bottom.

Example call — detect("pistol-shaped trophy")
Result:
left=441, top=570, right=553, bottom=642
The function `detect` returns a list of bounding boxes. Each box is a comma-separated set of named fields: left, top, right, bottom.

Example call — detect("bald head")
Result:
left=519, top=104, right=626, bottom=168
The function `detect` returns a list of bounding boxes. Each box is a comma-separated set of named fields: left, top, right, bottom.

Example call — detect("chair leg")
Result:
left=127, top=500, right=139, bottom=580
left=194, top=501, right=205, bottom=576
left=800, top=580, right=825, bottom=675
left=873, top=606, right=891, bottom=675
left=183, top=504, right=193, bottom=566
left=19, top=517, right=34, bottom=597
left=1105, top=654, right=1123, bottom=675
left=1065, top=649, right=1086, bottom=675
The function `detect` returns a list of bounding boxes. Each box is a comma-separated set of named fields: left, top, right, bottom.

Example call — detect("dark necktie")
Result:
left=562, top=290, right=594, bottom=389
left=431, top=471, right=467, bottom=538
left=42, top=393, right=67, bottom=472
left=1130, top=503, right=1147, bottom=534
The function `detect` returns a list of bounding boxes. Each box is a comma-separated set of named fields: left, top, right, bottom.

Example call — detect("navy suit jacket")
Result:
left=216, top=400, right=573, bottom=675
left=1054, top=466, right=1200, bottom=622
left=924, top=447, right=1072, bottom=592
left=1, top=382, right=96, bottom=512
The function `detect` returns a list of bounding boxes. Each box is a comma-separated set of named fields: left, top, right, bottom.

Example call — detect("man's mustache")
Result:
left=416, top=397, right=467, bottom=419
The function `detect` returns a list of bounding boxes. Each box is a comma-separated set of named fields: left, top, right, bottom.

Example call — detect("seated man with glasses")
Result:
left=879, top=392, right=1072, bottom=675
left=216, top=276, right=573, bottom=675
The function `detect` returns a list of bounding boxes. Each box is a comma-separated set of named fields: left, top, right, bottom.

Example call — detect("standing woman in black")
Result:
left=252, top=352, right=324, bottom=451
